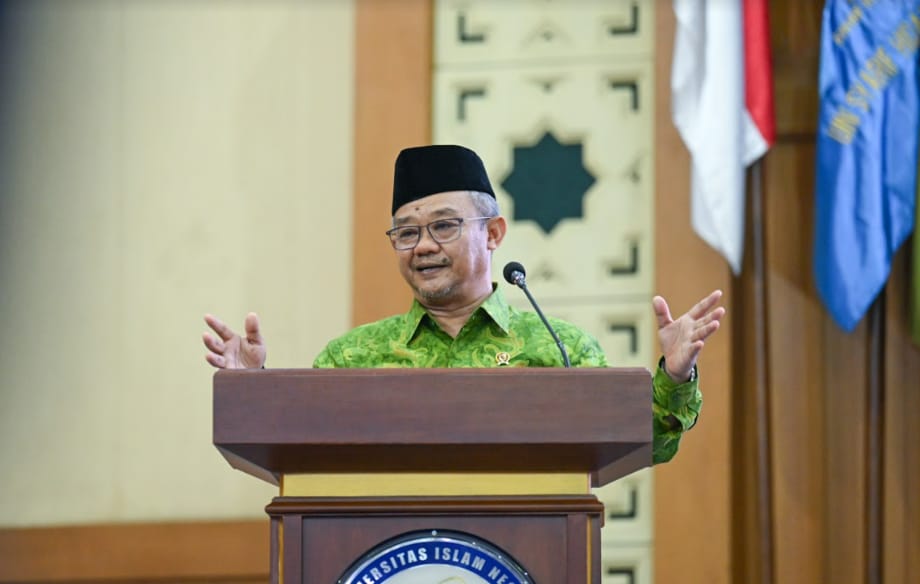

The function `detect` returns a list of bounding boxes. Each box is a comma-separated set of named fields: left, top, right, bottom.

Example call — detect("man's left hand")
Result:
left=652, top=290, right=725, bottom=383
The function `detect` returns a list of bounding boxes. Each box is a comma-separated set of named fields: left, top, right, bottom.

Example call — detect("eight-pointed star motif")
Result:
left=500, top=131, right=596, bottom=234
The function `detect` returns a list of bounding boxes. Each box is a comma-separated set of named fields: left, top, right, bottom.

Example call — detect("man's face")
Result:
left=392, top=191, right=505, bottom=309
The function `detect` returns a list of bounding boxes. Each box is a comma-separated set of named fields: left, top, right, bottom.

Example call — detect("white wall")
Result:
left=0, top=0, right=355, bottom=526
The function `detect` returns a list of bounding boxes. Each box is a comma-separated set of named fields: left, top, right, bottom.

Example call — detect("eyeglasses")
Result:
left=386, top=217, right=493, bottom=250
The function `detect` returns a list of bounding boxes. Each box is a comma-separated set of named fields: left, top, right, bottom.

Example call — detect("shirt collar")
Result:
left=402, top=283, right=512, bottom=342
left=477, top=284, right=512, bottom=334
left=403, top=299, right=429, bottom=344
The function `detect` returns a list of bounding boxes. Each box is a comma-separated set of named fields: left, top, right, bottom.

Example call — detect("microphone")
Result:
left=502, top=261, right=571, bottom=368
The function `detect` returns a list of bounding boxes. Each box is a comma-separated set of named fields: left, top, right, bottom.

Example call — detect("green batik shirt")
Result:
left=313, top=287, right=702, bottom=464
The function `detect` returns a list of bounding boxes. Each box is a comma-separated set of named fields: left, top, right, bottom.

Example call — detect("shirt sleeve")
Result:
left=651, top=358, right=702, bottom=464
left=562, top=325, right=701, bottom=464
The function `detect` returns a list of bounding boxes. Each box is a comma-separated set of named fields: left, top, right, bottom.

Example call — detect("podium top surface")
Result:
left=213, top=368, right=652, bottom=487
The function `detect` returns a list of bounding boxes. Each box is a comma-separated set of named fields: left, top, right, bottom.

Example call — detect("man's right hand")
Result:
left=203, top=312, right=266, bottom=369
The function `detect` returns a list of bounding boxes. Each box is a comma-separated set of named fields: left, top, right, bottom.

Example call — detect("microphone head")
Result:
left=503, top=261, right=526, bottom=285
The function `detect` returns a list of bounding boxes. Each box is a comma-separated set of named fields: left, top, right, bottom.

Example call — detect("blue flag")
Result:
left=814, top=0, right=920, bottom=331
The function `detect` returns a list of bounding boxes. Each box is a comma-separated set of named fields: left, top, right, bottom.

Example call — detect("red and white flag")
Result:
left=671, top=0, right=775, bottom=274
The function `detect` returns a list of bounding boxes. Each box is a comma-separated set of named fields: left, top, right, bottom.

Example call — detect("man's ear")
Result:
left=486, top=216, right=507, bottom=250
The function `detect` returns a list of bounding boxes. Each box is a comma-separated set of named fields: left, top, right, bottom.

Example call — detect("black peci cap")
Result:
left=391, top=145, right=495, bottom=215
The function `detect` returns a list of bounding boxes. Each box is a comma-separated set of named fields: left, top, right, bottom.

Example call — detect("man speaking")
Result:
left=202, top=145, right=724, bottom=464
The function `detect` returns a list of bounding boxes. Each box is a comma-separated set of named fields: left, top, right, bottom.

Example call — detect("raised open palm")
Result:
left=652, top=290, right=725, bottom=382
left=202, top=312, right=266, bottom=369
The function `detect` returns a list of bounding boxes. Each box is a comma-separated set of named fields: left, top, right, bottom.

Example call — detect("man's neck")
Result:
left=421, top=288, right=493, bottom=338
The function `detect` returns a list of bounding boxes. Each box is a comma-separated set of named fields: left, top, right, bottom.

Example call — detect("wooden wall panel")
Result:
left=653, top=6, right=734, bottom=584
left=763, top=3, right=832, bottom=583
left=731, top=190, right=769, bottom=584
left=352, top=0, right=432, bottom=326
left=770, top=2, right=822, bottom=136
left=762, top=142, right=829, bottom=584
left=659, top=0, right=920, bottom=582
left=736, top=2, right=920, bottom=583
left=822, top=316, right=870, bottom=584
left=0, top=521, right=268, bottom=583
left=883, top=249, right=920, bottom=584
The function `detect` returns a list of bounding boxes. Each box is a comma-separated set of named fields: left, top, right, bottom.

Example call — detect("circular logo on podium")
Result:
left=337, top=530, right=534, bottom=584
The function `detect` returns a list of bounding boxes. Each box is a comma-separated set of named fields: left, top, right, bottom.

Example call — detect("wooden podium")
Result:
left=213, top=368, right=652, bottom=583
